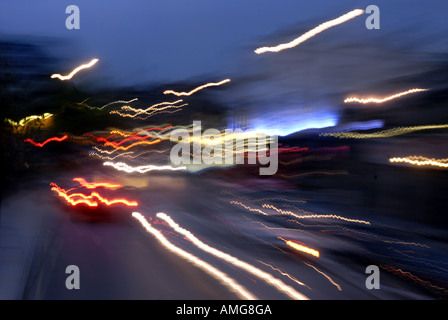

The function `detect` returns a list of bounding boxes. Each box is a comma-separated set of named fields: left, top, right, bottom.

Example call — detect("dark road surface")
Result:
left=2, top=163, right=445, bottom=300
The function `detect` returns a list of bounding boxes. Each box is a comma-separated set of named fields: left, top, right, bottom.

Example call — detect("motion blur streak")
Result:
left=99, top=98, right=138, bottom=110
left=344, top=88, right=429, bottom=104
left=110, top=125, right=173, bottom=137
left=389, top=156, right=448, bottom=168
left=157, top=213, right=309, bottom=300
left=50, top=58, right=99, bottom=81
left=103, top=139, right=162, bottom=150
left=258, top=261, right=310, bottom=289
left=262, top=203, right=371, bottom=225
left=121, top=100, right=184, bottom=115
left=24, top=134, right=68, bottom=147
left=89, top=151, right=135, bottom=160
left=320, top=124, right=448, bottom=139
left=163, top=79, right=231, bottom=96
left=254, top=9, right=364, bottom=54
left=230, top=201, right=269, bottom=216
left=5, top=113, right=53, bottom=127
left=50, top=183, right=138, bottom=207
left=72, top=177, right=122, bottom=189
left=303, top=261, right=342, bottom=291
left=103, top=161, right=186, bottom=173
left=279, top=237, right=320, bottom=258
left=131, top=212, right=257, bottom=300
left=51, top=185, right=98, bottom=207
left=379, top=265, right=448, bottom=297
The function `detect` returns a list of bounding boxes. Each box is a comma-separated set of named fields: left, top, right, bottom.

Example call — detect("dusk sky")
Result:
left=1, top=0, right=447, bottom=88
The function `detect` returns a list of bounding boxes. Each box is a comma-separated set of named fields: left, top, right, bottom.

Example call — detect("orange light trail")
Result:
left=73, top=177, right=122, bottom=189
left=157, top=212, right=309, bottom=300
left=279, top=237, right=320, bottom=258
left=110, top=125, right=173, bottom=137
left=131, top=212, right=257, bottom=300
left=103, top=139, right=162, bottom=150
left=163, top=79, right=231, bottom=96
left=389, top=156, right=448, bottom=168
left=303, top=261, right=342, bottom=291
left=24, top=135, right=68, bottom=147
left=51, top=183, right=138, bottom=207
left=254, top=9, right=364, bottom=54
left=344, top=88, right=429, bottom=104
left=51, top=58, right=99, bottom=81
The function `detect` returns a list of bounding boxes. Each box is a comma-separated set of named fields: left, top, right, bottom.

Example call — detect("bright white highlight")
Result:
left=132, top=212, right=256, bottom=300
left=51, top=58, right=99, bottom=80
left=157, top=212, right=309, bottom=300
left=103, top=161, right=186, bottom=173
left=255, top=9, right=364, bottom=54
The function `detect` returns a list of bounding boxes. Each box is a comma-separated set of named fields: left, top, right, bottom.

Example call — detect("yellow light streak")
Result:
left=5, top=113, right=53, bottom=127
left=103, top=139, right=162, bottom=150
left=344, top=88, right=429, bottom=104
left=320, top=124, right=448, bottom=139
left=254, top=9, right=364, bottom=54
left=163, top=79, right=231, bottom=96
left=131, top=212, right=256, bottom=300
left=389, top=156, right=448, bottom=168
left=51, top=58, right=99, bottom=80
left=279, top=237, right=320, bottom=258
left=157, top=212, right=309, bottom=300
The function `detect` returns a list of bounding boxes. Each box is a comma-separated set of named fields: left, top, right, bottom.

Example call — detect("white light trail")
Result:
left=132, top=212, right=256, bottom=300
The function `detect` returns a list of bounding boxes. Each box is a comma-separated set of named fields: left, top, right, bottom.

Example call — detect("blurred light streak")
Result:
left=157, top=212, right=309, bottom=300
left=379, top=264, right=448, bottom=297
left=121, top=100, right=184, bottom=115
left=103, top=161, right=186, bottom=173
left=230, top=201, right=269, bottom=216
left=389, top=156, right=448, bottom=168
left=110, top=107, right=184, bottom=119
left=104, top=135, right=153, bottom=147
left=73, top=177, right=122, bottom=189
left=5, top=113, right=53, bottom=127
left=257, top=261, right=311, bottom=289
left=92, top=146, right=121, bottom=154
left=279, top=237, right=320, bottom=258
left=103, top=139, right=162, bottom=150
left=321, top=124, right=448, bottom=139
left=99, top=98, right=138, bottom=110
left=254, top=9, right=364, bottom=54
left=164, top=79, right=231, bottom=96
left=89, top=150, right=135, bottom=160
left=131, top=212, right=257, bottom=300
left=344, top=88, right=429, bottom=104
left=303, top=261, right=342, bottom=291
left=163, top=79, right=230, bottom=97
left=51, top=58, right=99, bottom=81
left=280, top=170, right=348, bottom=179
left=333, top=120, right=384, bottom=132
left=262, top=203, right=370, bottom=225
left=110, top=125, right=173, bottom=137
left=51, top=183, right=138, bottom=207
left=24, top=134, right=68, bottom=147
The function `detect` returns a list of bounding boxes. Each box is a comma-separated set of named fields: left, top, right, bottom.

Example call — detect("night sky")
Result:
left=1, top=0, right=447, bottom=87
